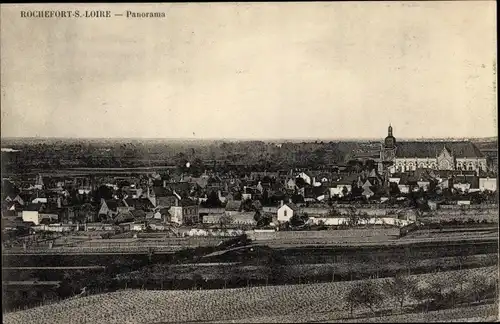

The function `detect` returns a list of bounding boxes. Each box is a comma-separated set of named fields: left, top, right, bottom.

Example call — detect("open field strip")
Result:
left=405, top=231, right=498, bottom=240
left=267, top=235, right=498, bottom=247
left=2, top=281, right=60, bottom=286
left=4, top=267, right=496, bottom=324
left=3, top=236, right=497, bottom=255
left=135, top=254, right=497, bottom=281
left=211, top=304, right=498, bottom=323
left=2, top=266, right=106, bottom=270
left=329, top=304, right=498, bottom=323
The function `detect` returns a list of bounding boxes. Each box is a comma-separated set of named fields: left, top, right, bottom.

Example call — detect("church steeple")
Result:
left=384, top=124, right=396, bottom=149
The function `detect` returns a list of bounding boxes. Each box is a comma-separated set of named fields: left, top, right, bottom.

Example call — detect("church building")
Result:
left=380, top=125, right=487, bottom=174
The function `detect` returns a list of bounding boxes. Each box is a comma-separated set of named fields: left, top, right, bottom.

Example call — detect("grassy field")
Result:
left=217, top=304, right=498, bottom=323
left=331, top=304, right=498, bottom=323
left=4, top=267, right=497, bottom=324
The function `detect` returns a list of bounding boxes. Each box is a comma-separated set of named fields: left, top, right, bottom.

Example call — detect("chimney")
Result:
left=289, top=198, right=292, bottom=204
left=280, top=200, right=284, bottom=207
left=163, top=180, right=167, bottom=188
left=175, top=198, right=179, bottom=207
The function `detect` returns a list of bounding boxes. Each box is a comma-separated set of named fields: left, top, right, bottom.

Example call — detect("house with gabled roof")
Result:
left=362, top=180, right=373, bottom=190
left=113, top=211, right=135, bottom=225
left=479, top=176, right=497, bottom=192
left=362, top=186, right=375, bottom=198
left=277, top=201, right=298, bottom=223
left=98, top=199, right=129, bottom=218
left=297, top=172, right=314, bottom=185
left=224, top=200, right=242, bottom=216
left=124, top=197, right=155, bottom=212
left=286, top=178, right=297, bottom=190
left=168, top=198, right=199, bottom=225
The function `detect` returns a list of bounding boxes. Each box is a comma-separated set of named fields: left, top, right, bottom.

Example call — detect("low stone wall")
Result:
left=263, top=206, right=411, bottom=217
left=431, top=209, right=498, bottom=217
left=420, top=213, right=498, bottom=223
left=439, top=204, right=498, bottom=210
left=76, top=236, right=226, bottom=247
left=246, top=228, right=400, bottom=241
left=308, top=217, right=411, bottom=227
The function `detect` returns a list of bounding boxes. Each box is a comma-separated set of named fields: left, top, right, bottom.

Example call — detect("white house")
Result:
left=22, top=211, right=58, bottom=225
left=329, top=185, right=351, bottom=198
left=286, top=179, right=296, bottom=190
left=453, top=182, right=471, bottom=192
left=31, top=197, right=48, bottom=204
left=241, top=193, right=252, bottom=201
left=398, top=184, right=410, bottom=194
left=479, top=177, right=497, bottom=192
left=22, top=210, right=40, bottom=225
left=416, top=181, right=430, bottom=191
left=277, top=202, right=298, bottom=223
left=389, top=177, right=401, bottom=184
left=297, top=172, right=312, bottom=185
left=131, top=222, right=145, bottom=231
left=312, top=177, right=322, bottom=187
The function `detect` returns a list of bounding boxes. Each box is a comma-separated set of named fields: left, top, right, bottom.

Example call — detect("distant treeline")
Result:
left=2, top=138, right=496, bottom=174
left=1, top=140, right=379, bottom=173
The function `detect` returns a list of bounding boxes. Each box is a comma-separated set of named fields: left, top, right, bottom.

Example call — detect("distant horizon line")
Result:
left=1, top=135, right=497, bottom=142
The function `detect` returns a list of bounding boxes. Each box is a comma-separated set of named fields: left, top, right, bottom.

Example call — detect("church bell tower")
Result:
left=381, top=124, right=397, bottom=162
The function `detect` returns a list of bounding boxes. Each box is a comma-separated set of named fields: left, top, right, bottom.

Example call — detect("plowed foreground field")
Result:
left=3, top=267, right=497, bottom=324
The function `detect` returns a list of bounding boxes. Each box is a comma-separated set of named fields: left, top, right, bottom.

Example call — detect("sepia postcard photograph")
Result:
left=0, top=1, right=498, bottom=323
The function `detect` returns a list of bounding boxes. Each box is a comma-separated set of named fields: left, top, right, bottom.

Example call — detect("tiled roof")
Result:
left=166, top=182, right=191, bottom=194
left=225, top=200, right=242, bottom=211
left=156, top=196, right=176, bottom=208
left=2, top=210, right=17, bottom=217
left=125, top=198, right=154, bottom=210
left=24, top=203, right=42, bottom=211
left=336, top=174, right=359, bottom=185
left=304, top=186, right=328, bottom=198
left=362, top=187, right=375, bottom=196
left=453, top=175, right=479, bottom=187
left=283, top=202, right=298, bottom=211
left=178, top=198, right=197, bottom=207
left=113, top=212, right=134, bottom=224
left=130, top=210, right=146, bottom=219
left=153, top=187, right=171, bottom=197
left=395, top=141, right=484, bottom=158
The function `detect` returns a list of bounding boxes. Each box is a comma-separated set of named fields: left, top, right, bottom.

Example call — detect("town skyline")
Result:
left=1, top=134, right=498, bottom=141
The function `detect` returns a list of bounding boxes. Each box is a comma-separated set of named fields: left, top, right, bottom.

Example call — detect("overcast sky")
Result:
left=1, top=2, right=497, bottom=140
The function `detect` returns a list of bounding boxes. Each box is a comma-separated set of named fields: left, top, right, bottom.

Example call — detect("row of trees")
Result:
left=344, top=272, right=498, bottom=318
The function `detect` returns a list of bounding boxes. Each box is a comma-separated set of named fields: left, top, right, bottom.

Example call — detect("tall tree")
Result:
left=204, top=191, right=221, bottom=208
left=383, top=274, right=418, bottom=311
left=345, top=281, right=384, bottom=316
